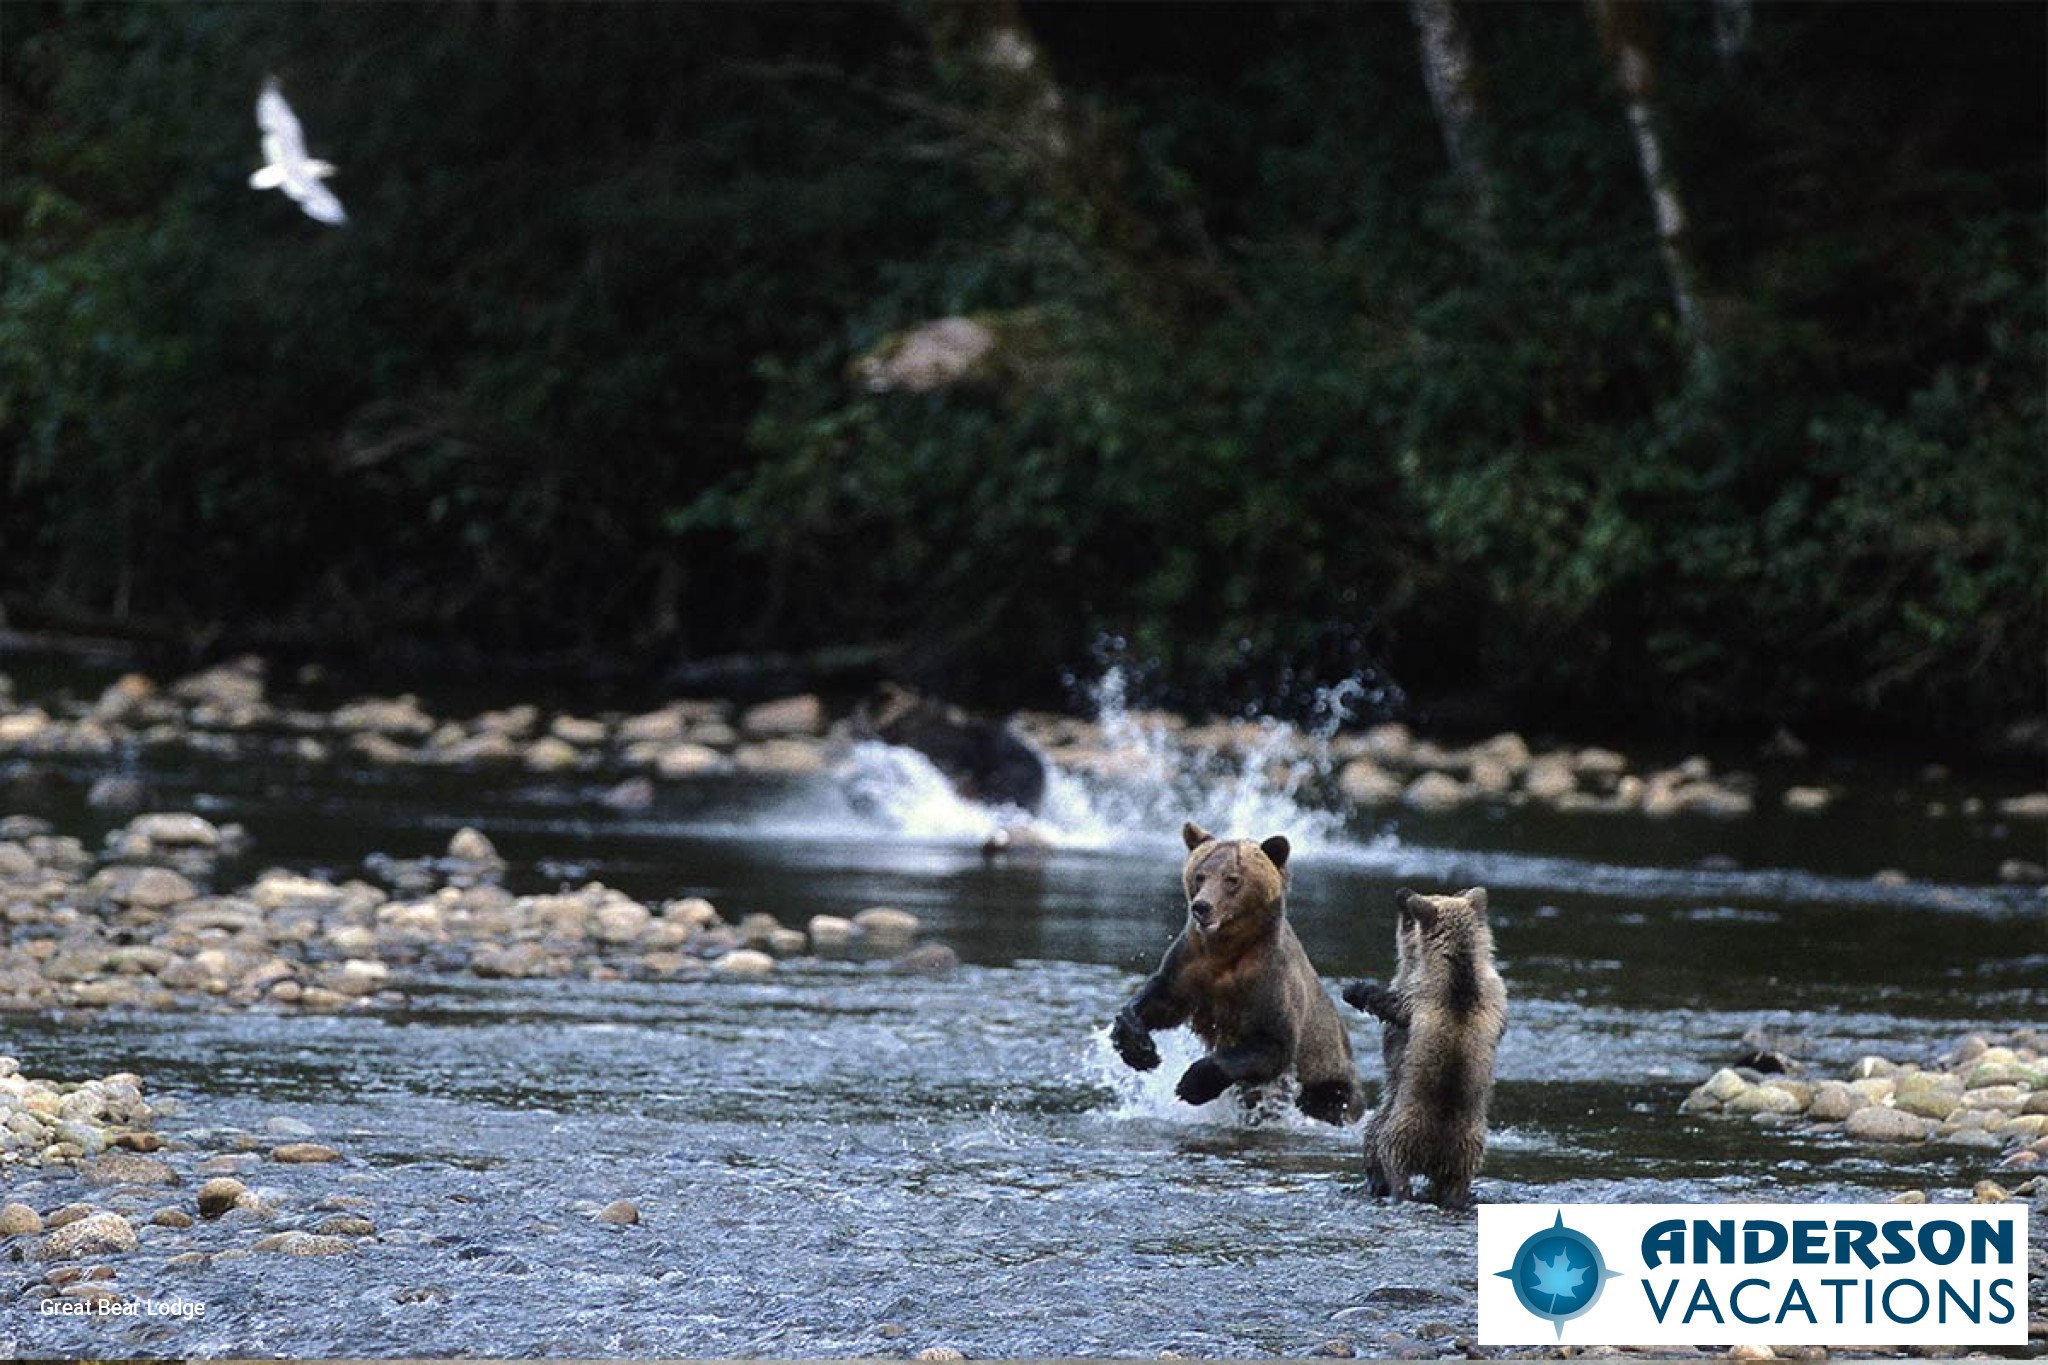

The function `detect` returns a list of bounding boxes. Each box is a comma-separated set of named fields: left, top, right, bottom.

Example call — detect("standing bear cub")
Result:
left=1343, top=886, right=1507, bottom=1209
left=1110, top=823, right=1365, bottom=1124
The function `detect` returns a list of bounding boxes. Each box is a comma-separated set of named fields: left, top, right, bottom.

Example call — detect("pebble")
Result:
left=271, top=1141, right=342, bottom=1164
left=596, top=1199, right=640, bottom=1225
left=151, top=1207, right=195, bottom=1229
left=711, top=949, right=775, bottom=977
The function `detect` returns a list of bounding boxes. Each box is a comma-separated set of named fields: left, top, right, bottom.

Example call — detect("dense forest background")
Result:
left=3, top=2, right=2042, bottom=740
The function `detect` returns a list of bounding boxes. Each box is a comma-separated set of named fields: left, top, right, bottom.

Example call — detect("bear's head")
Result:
left=1180, top=821, right=1290, bottom=942
left=1393, top=885, right=1489, bottom=960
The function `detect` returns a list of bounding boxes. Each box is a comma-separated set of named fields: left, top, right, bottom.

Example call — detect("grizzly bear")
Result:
left=1110, top=822, right=1365, bottom=1124
left=1343, top=886, right=1507, bottom=1209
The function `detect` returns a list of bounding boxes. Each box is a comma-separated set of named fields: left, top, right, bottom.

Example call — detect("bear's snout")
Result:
left=1188, top=897, right=1216, bottom=928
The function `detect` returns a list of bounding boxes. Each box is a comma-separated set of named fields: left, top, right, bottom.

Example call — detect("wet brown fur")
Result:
left=1109, top=823, right=1365, bottom=1125
left=1343, top=886, right=1507, bottom=1208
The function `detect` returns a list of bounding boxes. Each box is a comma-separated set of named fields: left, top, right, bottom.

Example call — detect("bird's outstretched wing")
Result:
left=293, top=180, right=348, bottom=226
left=256, top=80, right=309, bottom=163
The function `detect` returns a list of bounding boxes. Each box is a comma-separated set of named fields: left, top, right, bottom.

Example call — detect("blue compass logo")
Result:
left=1494, top=1211, right=1623, bottom=1337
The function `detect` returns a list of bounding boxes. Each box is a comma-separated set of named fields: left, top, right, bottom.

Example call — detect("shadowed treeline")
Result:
left=2, top=3, right=2041, bottom=738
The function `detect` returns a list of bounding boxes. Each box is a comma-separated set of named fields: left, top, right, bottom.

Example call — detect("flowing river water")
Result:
left=3, top=677, right=2044, bottom=1359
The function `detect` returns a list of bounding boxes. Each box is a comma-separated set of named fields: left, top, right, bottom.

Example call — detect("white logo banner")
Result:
left=1478, top=1203, right=2029, bottom=1347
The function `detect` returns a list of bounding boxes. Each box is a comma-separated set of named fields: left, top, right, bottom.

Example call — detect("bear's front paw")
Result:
left=1174, top=1057, right=1230, bottom=1106
left=1111, top=1008, right=1160, bottom=1071
left=1343, top=980, right=1395, bottom=1018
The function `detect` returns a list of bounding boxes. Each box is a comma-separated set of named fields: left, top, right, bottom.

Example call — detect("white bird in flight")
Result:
left=250, top=77, right=347, bottom=226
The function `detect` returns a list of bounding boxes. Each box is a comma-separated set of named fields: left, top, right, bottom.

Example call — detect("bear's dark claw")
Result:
left=1175, top=1057, right=1230, bottom=1106
left=1111, top=1008, right=1160, bottom=1071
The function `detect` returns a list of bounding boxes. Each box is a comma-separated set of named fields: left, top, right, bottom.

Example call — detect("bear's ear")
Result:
left=1259, top=835, right=1290, bottom=871
left=1461, top=886, right=1489, bottom=914
left=1182, top=821, right=1214, bottom=851
left=1396, top=887, right=1438, bottom=929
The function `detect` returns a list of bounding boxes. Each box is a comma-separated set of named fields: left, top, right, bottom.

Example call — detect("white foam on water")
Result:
left=1078, top=1022, right=1363, bottom=1139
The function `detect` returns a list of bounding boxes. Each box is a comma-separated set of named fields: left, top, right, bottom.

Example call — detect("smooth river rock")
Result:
left=1843, top=1106, right=1936, bottom=1143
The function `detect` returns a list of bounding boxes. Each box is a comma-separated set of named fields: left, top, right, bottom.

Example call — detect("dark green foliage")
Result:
left=2, top=2, right=2039, bottom=734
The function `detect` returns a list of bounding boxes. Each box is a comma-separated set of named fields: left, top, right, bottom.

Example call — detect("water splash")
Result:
left=838, top=741, right=1020, bottom=841
left=1078, top=1024, right=1364, bottom=1138
left=1020, top=666, right=1361, bottom=852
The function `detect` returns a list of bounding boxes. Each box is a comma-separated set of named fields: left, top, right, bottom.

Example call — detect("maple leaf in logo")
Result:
left=1528, top=1249, right=1587, bottom=1310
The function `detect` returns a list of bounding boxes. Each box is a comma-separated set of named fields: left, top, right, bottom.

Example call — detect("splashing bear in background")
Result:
left=1344, top=886, right=1508, bottom=1209
left=251, top=78, right=347, bottom=226
left=1110, top=822, right=1365, bottom=1124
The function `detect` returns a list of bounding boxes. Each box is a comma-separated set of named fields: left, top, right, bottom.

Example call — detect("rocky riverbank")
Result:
left=3, top=1059, right=379, bottom=1313
left=0, top=810, right=949, bottom=1015
left=1, top=660, right=2044, bottom=873
left=1681, top=1030, right=2048, bottom=1187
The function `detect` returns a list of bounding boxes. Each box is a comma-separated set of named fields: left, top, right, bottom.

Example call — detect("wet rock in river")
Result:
left=807, top=914, right=860, bottom=950
left=734, top=738, right=829, bottom=776
left=196, top=1177, right=249, bottom=1218
left=1336, top=758, right=1404, bottom=807
left=742, top=693, right=824, bottom=738
left=333, top=694, right=436, bottom=737
left=1400, top=771, right=1465, bottom=814
left=1892, top=1070, right=1964, bottom=1119
left=254, top=1230, right=357, bottom=1256
left=595, top=1199, right=640, bottom=1225
left=1806, top=1080, right=1861, bottom=1122
left=1844, top=1106, right=1936, bottom=1142
left=592, top=896, right=654, bottom=944
left=0, top=1202, right=43, bottom=1236
left=523, top=736, right=582, bottom=773
left=1781, top=785, right=1833, bottom=813
left=109, top=812, right=223, bottom=855
left=600, top=775, right=655, bottom=812
left=891, top=943, right=959, bottom=976
left=1995, top=792, right=2048, bottom=819
left=151, top=1207, right=195, bottom=1229
left=711, top=948, right=775, bottom=977
left=654, top=742, right=723, bottom=777
left=853, top=906, right=920, bottom=946
left=81, top=1153, right=177, bottom=1186
left=271, top=1142, right=341, bottom=1164
left=40, top=1211, right=137, bottom=1259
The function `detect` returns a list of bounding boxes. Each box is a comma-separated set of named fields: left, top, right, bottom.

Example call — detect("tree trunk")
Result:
left=1590, top=0, right=1712, bottom=376
left=1409, top=0, right=1498, bottom=237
